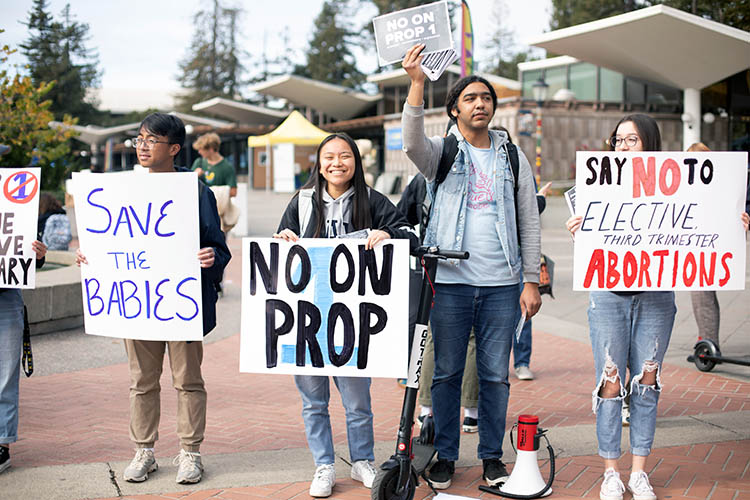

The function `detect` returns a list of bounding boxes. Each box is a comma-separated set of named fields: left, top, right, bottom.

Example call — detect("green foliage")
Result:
left=20, top=0, right=102, bottom=124
left=295, top=0, right=365, bottom=89
left=651, top=0, right=750, bottom=31
left=177, top=0, right=246, bottom=111
left=0, top=33, right=78, bottom=191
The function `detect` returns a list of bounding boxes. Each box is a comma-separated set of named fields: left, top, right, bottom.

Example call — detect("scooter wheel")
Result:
left=693, top=342, right=717, bottom=372
left=371, top=466, right=418, bottom=500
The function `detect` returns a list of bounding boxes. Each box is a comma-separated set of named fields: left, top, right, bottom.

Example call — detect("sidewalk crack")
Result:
left=687, top=415, right=745, bottom=438
left=106, top=462, right=123, bottom=497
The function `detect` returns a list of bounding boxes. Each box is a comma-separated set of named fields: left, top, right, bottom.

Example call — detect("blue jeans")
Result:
left=294, top=375, right=374, bottom=466
left=430, top=283, right=520, bottom=461
left=588, top=291, right=675, bottom=459
left=0, top=290, right=24, bottom=445
left=513, top=319, right=532, bottom=368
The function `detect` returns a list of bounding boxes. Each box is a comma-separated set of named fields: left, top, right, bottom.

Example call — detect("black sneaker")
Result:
left=483, top=458, right=509, bottom=487
left=428, top=459, right=455, bottom=489
left=462, top=416, right=478, bottom=433
left=0, top=446, right=9, bottom=474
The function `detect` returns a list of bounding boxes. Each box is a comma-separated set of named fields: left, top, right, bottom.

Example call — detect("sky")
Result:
left=1, top=0, right=551, bottom=93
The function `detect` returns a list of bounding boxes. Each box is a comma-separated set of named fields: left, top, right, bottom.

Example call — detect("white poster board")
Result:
left=573, top=151, right=748, bottom=291
left=0, top=168, right=40, bottom=289
left=372, top=0, right=453, bottom=66
left=73, top=172, right=203, bottom=340
left=240, top=238, right=410, bottom=378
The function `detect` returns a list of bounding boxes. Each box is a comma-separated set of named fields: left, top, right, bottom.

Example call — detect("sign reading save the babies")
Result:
left=73, top=172, right=203, bottom=340
left=240, top=238, right=409, bottom=378
left=0, top=167, right=40, bottom=289
left=573, top=152, right=748, bottom=291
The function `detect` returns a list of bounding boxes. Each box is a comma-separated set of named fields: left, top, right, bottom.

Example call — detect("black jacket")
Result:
left=278, top=188, right=418, bottom=251
left=177, top=167, right=231, bottom=335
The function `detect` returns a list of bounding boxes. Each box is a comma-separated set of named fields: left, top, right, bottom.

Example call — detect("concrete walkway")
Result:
left=2, top=193, right=749, bottom=500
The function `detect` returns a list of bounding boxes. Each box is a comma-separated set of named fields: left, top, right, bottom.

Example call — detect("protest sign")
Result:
left=73, top=171, right=203, bottom=340
left=573, top=151, right=748, bottom=291
left=373, top=0, right=453, bottom=66
left=0, top=168, right=40, bottom=289
left=240, top=238, right=410, bottom=378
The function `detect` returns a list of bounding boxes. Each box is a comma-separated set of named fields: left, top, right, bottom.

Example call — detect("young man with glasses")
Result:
left=400, top=45, right=542, bottom=489
left=77, top=113, right=230, bottom=484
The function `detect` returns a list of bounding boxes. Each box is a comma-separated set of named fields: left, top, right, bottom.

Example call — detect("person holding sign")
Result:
left=0, top=239, right=46, bottom=474
left=76, top=114, right=230, bottom=485
left=566, top=114, right=677, bottom=500
left=274, top=133, right=417, bottom=498
left=401, top=44, right=542, bottom=489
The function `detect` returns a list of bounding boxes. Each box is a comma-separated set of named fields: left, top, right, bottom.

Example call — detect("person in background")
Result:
left=38, top=192, right=72, bottom=251
left=687, top=142, right=750, bottom=348
left=191, top=132, right=237, bottom=197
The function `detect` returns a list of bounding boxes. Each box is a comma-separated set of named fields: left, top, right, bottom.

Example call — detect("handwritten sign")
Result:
left=240, top=238, right=409, bottom=377
left=373, top=0, right=453, bottom=66
left=73, top=172, right=203, bottom=340
left=573, top=152, right=748, bottom=291
left=0, top=168, right=40, bottom=289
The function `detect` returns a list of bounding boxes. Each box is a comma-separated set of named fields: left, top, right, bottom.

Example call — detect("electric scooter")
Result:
left=372, top=246, right=469, bottom=500
left=687, top=338, right=750, bottom=372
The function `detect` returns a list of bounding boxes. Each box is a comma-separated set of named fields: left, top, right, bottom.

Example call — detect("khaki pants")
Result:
left=418, top=328, right=478, bottom=408
left=124, top=340, right=206, bottom=452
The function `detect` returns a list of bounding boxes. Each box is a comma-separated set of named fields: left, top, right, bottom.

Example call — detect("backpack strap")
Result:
left=505, top=142, right=522, bottom=247
left=436, top=134, right=458, bottom=187
left=297, top=188, right=315, bottom=237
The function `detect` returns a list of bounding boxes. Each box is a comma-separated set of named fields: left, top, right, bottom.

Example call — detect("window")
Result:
left=545, top=66, right=567, bottom=99
left=569, top=63, right=597, bottom=101
left=600, top=67, right=623, bottom=102
left=626, top=78, right=646, bottom=105
left=522, top=69, right=542, bottom=99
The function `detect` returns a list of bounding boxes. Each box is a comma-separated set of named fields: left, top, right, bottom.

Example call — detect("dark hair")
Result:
left=302, top=133, right=372, bottom=237
left=39, top=192, right=62, bottom=214
left=608, top=114, right=661, bottom=152
left=445, top=75, right=497, bottom=121
left=138, top=113, right=186, bottom=147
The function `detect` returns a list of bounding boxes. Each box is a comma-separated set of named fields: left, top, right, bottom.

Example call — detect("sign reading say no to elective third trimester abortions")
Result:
left=573, top=151, right=748, bottom=291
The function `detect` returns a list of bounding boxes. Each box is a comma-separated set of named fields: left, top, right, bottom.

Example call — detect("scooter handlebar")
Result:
left=414, top=246, right=469, bottom=260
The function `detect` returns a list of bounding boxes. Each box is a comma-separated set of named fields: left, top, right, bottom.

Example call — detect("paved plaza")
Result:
left=1, top=192, right=749, bottom=500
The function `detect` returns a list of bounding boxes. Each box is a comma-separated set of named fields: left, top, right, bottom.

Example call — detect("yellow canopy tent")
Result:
left=247, top=110, right=330, bottom=191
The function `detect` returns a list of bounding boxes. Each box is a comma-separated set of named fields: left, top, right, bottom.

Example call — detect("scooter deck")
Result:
left=411, top=441, right=437, bottom=475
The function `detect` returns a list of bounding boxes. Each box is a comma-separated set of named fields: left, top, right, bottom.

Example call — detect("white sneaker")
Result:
left=173, top=449, right=203, bottom=484
left=310, top=464, right=336, bottom=497
left=123, top=448, right=158, bottom=482
left=351, top=460, right=378, bottom=488
left=628, top=470, right=657, bottom=500
left=515, top=365, right=535, bottom=380
left=600, top=468, right=625, bottom=500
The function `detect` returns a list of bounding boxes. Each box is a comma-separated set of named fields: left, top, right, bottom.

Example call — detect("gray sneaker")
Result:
left=123, top=448, right=158, bottom=482
left=174, top=449, right=203, bottom=484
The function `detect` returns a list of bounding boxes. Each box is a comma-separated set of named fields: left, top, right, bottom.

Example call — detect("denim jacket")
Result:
left=401, top=103, right=541, bottom=283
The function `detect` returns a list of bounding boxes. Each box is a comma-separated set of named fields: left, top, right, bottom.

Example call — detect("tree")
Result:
left=482, top=0, right=535, bottom=80
left=295, top=0, right=365, bottom=89
left=0, top=33, right=78, bottom=191
left=651, top=1, right=750, bottom=31
left=177, top=0, right=247, bottom=111
left=20, top=0, right=101, bottom=124
left=550, top=0, right=641, bottom=30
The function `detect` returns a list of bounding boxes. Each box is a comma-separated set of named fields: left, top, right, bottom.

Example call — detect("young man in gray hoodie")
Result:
left=400, top=44, right=542, bottom=489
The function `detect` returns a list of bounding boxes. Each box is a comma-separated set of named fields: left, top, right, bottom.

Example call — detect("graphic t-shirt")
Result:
left=191, top=157, right=237, bottom=188
left=437, top=140, right=514, bottom=286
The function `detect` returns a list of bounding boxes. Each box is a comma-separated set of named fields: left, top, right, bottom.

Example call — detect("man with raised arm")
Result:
left=400, top=44, right=542, bottom=489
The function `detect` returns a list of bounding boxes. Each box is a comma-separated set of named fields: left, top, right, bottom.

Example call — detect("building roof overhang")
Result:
left=191, top=97, right=287, bottom=125
left=525, top=4, right=750, bottom=90
left=248, top=75, right=381, bottom=120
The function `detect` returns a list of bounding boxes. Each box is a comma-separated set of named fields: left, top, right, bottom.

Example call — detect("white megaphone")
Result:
left=488, top=415, right=553, bottom=498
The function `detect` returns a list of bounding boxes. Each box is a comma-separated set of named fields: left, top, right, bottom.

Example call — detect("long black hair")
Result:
left=302, top=133, right=372, bottom=237
left=608, top=114, right=661, bottom=152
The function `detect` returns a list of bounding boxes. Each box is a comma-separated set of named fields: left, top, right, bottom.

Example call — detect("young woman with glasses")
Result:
left=566, top=114, right=673, bottom=500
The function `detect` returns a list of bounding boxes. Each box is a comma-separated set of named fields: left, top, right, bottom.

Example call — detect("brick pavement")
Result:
left=92, top=439, right=750, bottom=500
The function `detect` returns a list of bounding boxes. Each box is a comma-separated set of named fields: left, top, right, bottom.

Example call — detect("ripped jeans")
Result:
left=588, top=291, right=675, bottom=459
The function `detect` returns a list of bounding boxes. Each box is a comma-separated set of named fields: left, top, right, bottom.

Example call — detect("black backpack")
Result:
left=422, top=134, right=521, bottom=240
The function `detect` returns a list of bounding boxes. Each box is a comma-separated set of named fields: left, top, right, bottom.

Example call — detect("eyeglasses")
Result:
left=609, top=135, right=640, bottom=148
left=132, top=137, right=169, bottom=148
